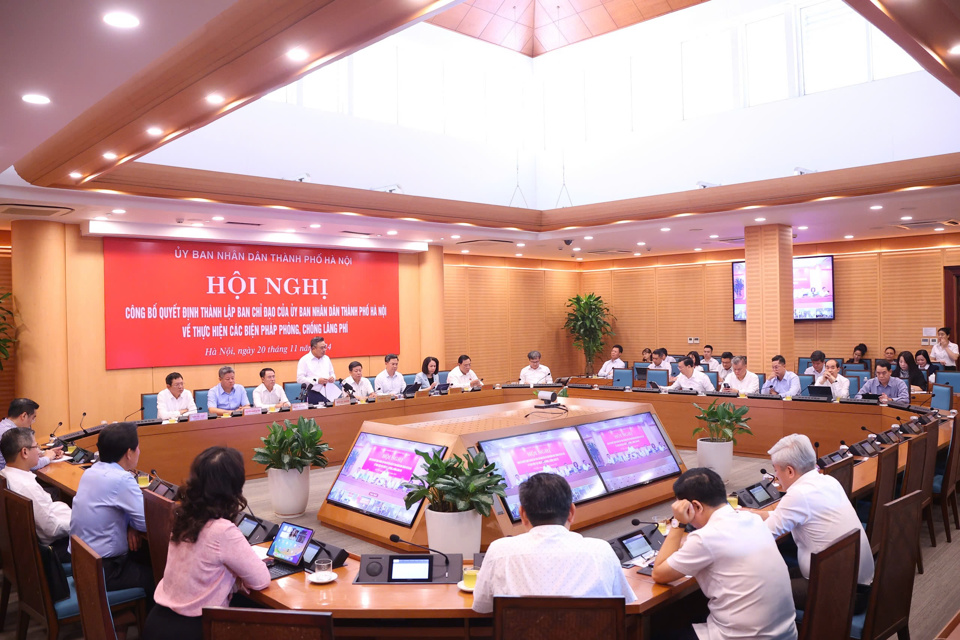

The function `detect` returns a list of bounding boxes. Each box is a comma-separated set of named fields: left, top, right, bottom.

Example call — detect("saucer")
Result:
left=457, top=581, right=474, bottom=593
left=307, top=571, right=337, bottom=585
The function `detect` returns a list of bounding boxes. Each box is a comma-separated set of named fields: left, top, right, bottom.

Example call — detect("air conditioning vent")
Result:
left=0, top=204, right=73, bottom=217
left=895, top=220, right=957, bottom=230
left=588, top=249, right=633, bottom=255
left=342, top=230, right=372, bottom=236
left=716, top=236, right=745, bottom=245
left=456, top=239, right=515, bottom=246
left=225, top=221, right=261, bottom=227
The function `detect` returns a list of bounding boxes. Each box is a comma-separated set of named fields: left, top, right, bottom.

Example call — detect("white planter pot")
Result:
left=424, top=508, right=482, bottom=557
left=696, top=438, right=734, bottom=482
left=267, top=467, right=310, bottom=517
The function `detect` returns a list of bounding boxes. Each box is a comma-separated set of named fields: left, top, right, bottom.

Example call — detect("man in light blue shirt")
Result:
left=70, top=421, right=153, bottom=597
left=761, top=355, right=801, bottom=397
left=0, top=398, right=61, bottom=471
left=856, top=360, right=909, bottom=405
left=207, top=365, right=250, bottom=416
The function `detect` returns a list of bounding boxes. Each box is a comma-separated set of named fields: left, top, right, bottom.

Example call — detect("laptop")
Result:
left=265, top=522, right=315, bottom=580
left=807, top=385, right=833, bottom=400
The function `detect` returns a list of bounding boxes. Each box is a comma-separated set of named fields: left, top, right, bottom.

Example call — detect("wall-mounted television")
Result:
left=732, top=255, right=835, bottom=321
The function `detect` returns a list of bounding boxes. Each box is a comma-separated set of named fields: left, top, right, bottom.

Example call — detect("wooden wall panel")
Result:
left=507, top=270, right=547, bottom=382
left=544, top=270, right=583, bottom=376
left=443, top=265, right=468, bottom=374
left=0, top=250, right=15, bottom=411
left=703, top=263, right=746, bottom=356
left=611, top=269, right=658, bottom=361
left=465, top=268, right=510, bottom=384
left=655, top=266, right=705, bottom=355
left=813, top=254, right=880, bottom=360
left=879, top=250, right=943, bottom=352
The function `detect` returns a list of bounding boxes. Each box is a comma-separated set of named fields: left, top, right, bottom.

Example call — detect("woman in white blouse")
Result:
left=931, top=327, right=959, bottom=371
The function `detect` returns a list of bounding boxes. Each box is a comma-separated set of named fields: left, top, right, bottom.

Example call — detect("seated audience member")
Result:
left=519, top=350, right=553, bottom=385
left=856, top=359, right=908, bottom=404
left=640, top=348, right=653, bottom=363
left=70, top=422, right=154, bottom=596
left=915, top=349, right=933, bottom=371
left=0, top=427, right=72, bottom=561
left=745, top=434, right=873, bottom=613
left=717, top=352, right=734, bottom=380
left=0, top=398, right=61, bottom=471
left=686, top=351, right=702, bottom=368
left=252, top=367, right=290, bottom=409
left=207, top=366, right=250, bottom=416
left=649, top=348, right=670, bottom=371
left=597, top=345, right=625, bottom=379
left=667, top=357, right=715, bottom=394
left=447, top=355, right=483, bottom=389
left=723, top=356, right=759, bottom=394
left=375, top=354, right=405, bottom=396
left=897, top=351, right=927, bottom=391
left=296, top=336, right=341, bottom=402
left=472, top=473, right=636, bottom=614
left=803, top=350, right=825, bottom=376
left=342, top=361, right=374, bottom=399
left=812, top=359, right=849, bottom=399
left=660, top=349, right=676, bottom=364
left=157, top=372, right=198, bottom=419
left=846, top=343, right=868, bottom=365
left=144, top=447, right=269, bottom=640
left=414, top=356, right=441, bottom=391
left=931, top=327, right=959, bottom=371
left=700, top=345, right=722, bottom=372
left=884, top=346, right=897, bottom=364
left=652, top=468, right=797, bottom=640
left=761, top=355, right=801, bottom=397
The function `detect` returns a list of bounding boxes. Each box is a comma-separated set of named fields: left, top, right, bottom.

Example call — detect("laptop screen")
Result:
left=266, top=522, right=315, bottom=566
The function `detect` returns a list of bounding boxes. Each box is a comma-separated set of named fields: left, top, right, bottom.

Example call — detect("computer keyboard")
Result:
left=790, top=395, right=830, bottom=403
left=839, top=397, right=879, bottom=405
left=268, top=563, right=303, bottom=580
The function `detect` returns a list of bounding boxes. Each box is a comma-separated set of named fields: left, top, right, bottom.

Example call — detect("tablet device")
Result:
left=807, top=385, right=832, bottom=399
left=860, top=393, right=881, bottom=400
left=618, top=530, right=656, bottom=563
left=237, top=516, right=259, bottom=538
left=387, top=555, right=434, bottom=582
left=266, top=522, right=315, bottom=566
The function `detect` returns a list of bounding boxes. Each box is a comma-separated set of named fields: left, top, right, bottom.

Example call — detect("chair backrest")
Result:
left=798, top=374, right=813, bottom=395
left=705, top=371, right=719, bottom=389
left=799, top=529, right=861, bottom=640
left=823, top=456, right=856, bottom=500
left=438, top=371, right=448, bottom=385
left=902, top=431, right=929, bottom=497
left=245, top=387, right=255, bottom=406
left=866, top=445, right=899, bottom=553
left=403, top=373, right=417, bottom=385
left=493, top=596, right=626, bottom=640
left=843, top=362, right=867, bottom=372
left=70, top=535, right=117, bottom=640
left=646, top=369, right=668, bottom=388
left=936, top=372, right=960, bottom=395
left=921, top=422, right=940, bottom=502
left=142, top=490, right=176, bottom=585
left=141, top=393, right=159, bottom=420
left=848, top=375, right=861, bottom=397
left=194, top=389, right=208, bottom=412
left=669, top=361, right=680, bottom=377
left=940, top=419, right=960, bottom=497
left=798, top=357, right=812, bottom=374
left=202, top=606, right=334, bottom=639
left=0, top=476, right=15, bottom=586
left=283, top=382, right=301, bottom=403
left=932, top=383, right=954, bottom=412
left=611, top=368, right=633, bottom=388
left=2, top=488, right=55, bottom=624
left=862, top=490, right=923, bottom=640
left=847, top=371, right=871, bottom=385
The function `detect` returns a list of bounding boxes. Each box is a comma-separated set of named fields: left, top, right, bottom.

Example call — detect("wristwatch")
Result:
left=668, top=518, right=681, bottom=531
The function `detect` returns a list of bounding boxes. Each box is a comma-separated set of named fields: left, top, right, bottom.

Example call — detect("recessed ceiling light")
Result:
left=660, top=228, right=670, bottom=232
left=798, top=226, right=808, bottom=230
left=451, top=235, right=461, bottom=239
left=935, top=227, right=945, bottom=231
left=900, top=216, right=913, bottom=221
left=576, top=257, right=583, bottom=261
left=709, top=234, right=719, bottom=239
left=844, top=235, right=854, bottom=239
left=515, top=253, right=523, bottom=257
left=387, top=230, right=398, bottom=236
left=870, top=205, right=883, bottom=210
left=22, top=94, right=50, bottom=105
left=949, top=44, right=960, bottom=55
left=573, top=247, right=581, bottom=252
left=694, top=248, right=702, bottom=251
left=517, top=243, right=525, bottom=247
left=286, top=47, right=309, bottom=62
left=309, top=223, right=321, bottom=228
left=103, top=12, right=139, bottom=28
left=634, top=252, right=642, bottom=256
left=284, top=229, right=296, bottom=233
left=583, top=236, right=593, bottom=240
left=637, top=242, right=646, bottom=246
left=146, top=127, right=163, bottom=136
left=206, top=93, right=225, bottom=105
left=102, top=151, right=117, bottom=160
left=754, top=217, right=766, bottom=222
left=213, top=216, right=225, bottom=221
left=111, top=209, right=125, bottom=214
left=69, top=172, right=82, bottom=179
left=461, top=249, right=469, bottom=254
left=192, top=223, right=203, bottom=227
left=94, top=216, right=108, bottom=221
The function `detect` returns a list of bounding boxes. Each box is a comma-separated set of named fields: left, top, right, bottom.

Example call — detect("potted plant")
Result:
left=252, top=415, right=331, bottom=517
left=402, top=450, right=506, bottom=556
left=692, top=399, right=753, bottom=481
left=562, top=293, right=615, bottom=376
left=0, top=292, right=16, bottom=369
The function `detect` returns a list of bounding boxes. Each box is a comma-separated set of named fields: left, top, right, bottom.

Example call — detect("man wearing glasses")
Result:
left=0, top=397, right=61, bottom=471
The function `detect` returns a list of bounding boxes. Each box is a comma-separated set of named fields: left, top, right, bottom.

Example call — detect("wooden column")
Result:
left=418, top=244, right=446, bottom=368
left=745, top=224, right=795, bottom=375
left=11, top=221, right=70, bottom=425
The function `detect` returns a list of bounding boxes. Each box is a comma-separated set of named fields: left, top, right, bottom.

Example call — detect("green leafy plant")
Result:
left=563, top=293, right=615, bottom=375
left=0, top=292, right=16, bottom=370
left=252, top=415, right=331, bottom=472
left=402, top=450, right=506, bottom=517
left=692, top=399, right=753, bottom=444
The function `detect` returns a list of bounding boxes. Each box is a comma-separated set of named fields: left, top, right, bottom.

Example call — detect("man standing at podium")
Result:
left=296, top=336, right=341, bottom=403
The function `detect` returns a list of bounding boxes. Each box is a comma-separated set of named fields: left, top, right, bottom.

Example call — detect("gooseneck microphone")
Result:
left=389, top=533, right=451, bottom=577
left=631, top=518, right=660, bottom=526
left=49, top=421, right=63, bottom=442
left=245, top=502, right=265, bottom=538
left=78, top=412, right=88, bottom=436
left=813, top=441, right=820, bottom=459
left=123, top=406, right=144, bottom=421
left=860, top=425, right=880, bottom=436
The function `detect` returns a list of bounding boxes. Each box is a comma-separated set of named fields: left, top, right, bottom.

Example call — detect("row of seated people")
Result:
left=0, top=397, right=879, bottom=639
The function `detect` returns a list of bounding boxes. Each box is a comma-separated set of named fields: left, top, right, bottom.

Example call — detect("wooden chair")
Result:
left=142, top=489, right=176, bottom=585
left=901, top=431, right=931, bottom=573
left=202, top=606, right=335, bottom=639
left=919, top=423, right=940, bottom=548
left=933, top=419, right=960, bottom=543
left=823, top=456, right=856, bottom=500
left=851, top=490, right=923, bottom=640
left=70, top=535, right=144, bottom=640
left=0, top=475, right=14, bottom=630
left=493, top=596, right=626, bottom=640
left=3, top=488, right=146, bottom=640
left=865, top=445, right=900, bottom=555
left=798, top=529, right=861, bottom=640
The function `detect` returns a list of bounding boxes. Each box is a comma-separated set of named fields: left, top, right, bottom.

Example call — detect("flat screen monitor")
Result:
left=326, top=432, right=447, bottom=527
left=732, top=255, right=835, bottom=321
left=478, top=427, right=607, bottom=523
left=732, top=260, right=747, bottom=321
left=576, top=412, right=682, bottom=493
left=237, top=515, right=259, bottom=538
left=266, top=522, right=314, bottom=566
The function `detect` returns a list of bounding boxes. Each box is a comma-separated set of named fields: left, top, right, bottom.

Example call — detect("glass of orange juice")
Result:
left=727, top=493, right=739, bottom=508
left=463, top=568, right=478, bottom=589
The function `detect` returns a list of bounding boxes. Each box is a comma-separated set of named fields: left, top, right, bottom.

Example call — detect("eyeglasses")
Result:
left=24, top=444, right=39, bottom=450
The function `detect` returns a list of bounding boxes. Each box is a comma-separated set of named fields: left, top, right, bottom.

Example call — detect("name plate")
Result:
left=334, top=396, right=351, bottom=406
left=189, top=412, right=208, bottom=421
left=291, top=402, right=308, bottom=411
left=244, top=407, right=262, bottom=416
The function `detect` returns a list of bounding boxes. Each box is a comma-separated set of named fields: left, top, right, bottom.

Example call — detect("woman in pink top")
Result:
left=143, top=446, right=270, bottom=640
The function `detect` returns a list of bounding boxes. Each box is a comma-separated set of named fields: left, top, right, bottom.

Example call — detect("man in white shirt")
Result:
left=812, top=359, right=849, bottom=399
left=701, top=345, right=722, bottom=372
left=343, top=361, right=375, bottom=400
left=746, top=434, right=873, bottom=613
left=519, top=350, right=553, bottom=385
left=156, top=372, right=198, bottom=419
left=374, top=354, right=405, bottom=396
left=473, top=473, right=636, bottom=614
left=653, top=468, right=798, bottom=640
left=0, top=398, right=61, bottom=471
left=1, top=427, right=72, bottom=561
left=296, top=336, right=341, bottom=402
left=447, top=354, right=483, bottom=389
left=597, top=345, right=625, bottom=378
left=716, top=351, right=734, bottom=381
left=667, top=357, right=715, bottom=394
left=253, top=367, right=291, bottom=408
left=803, top=350, right=826, bottom=376
left=722, top=356, right=760, bottom=394
left=649, top=348, right=670, bottom=371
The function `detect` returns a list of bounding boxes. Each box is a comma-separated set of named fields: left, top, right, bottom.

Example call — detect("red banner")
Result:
left=103, top=238, right=400, bottom=369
